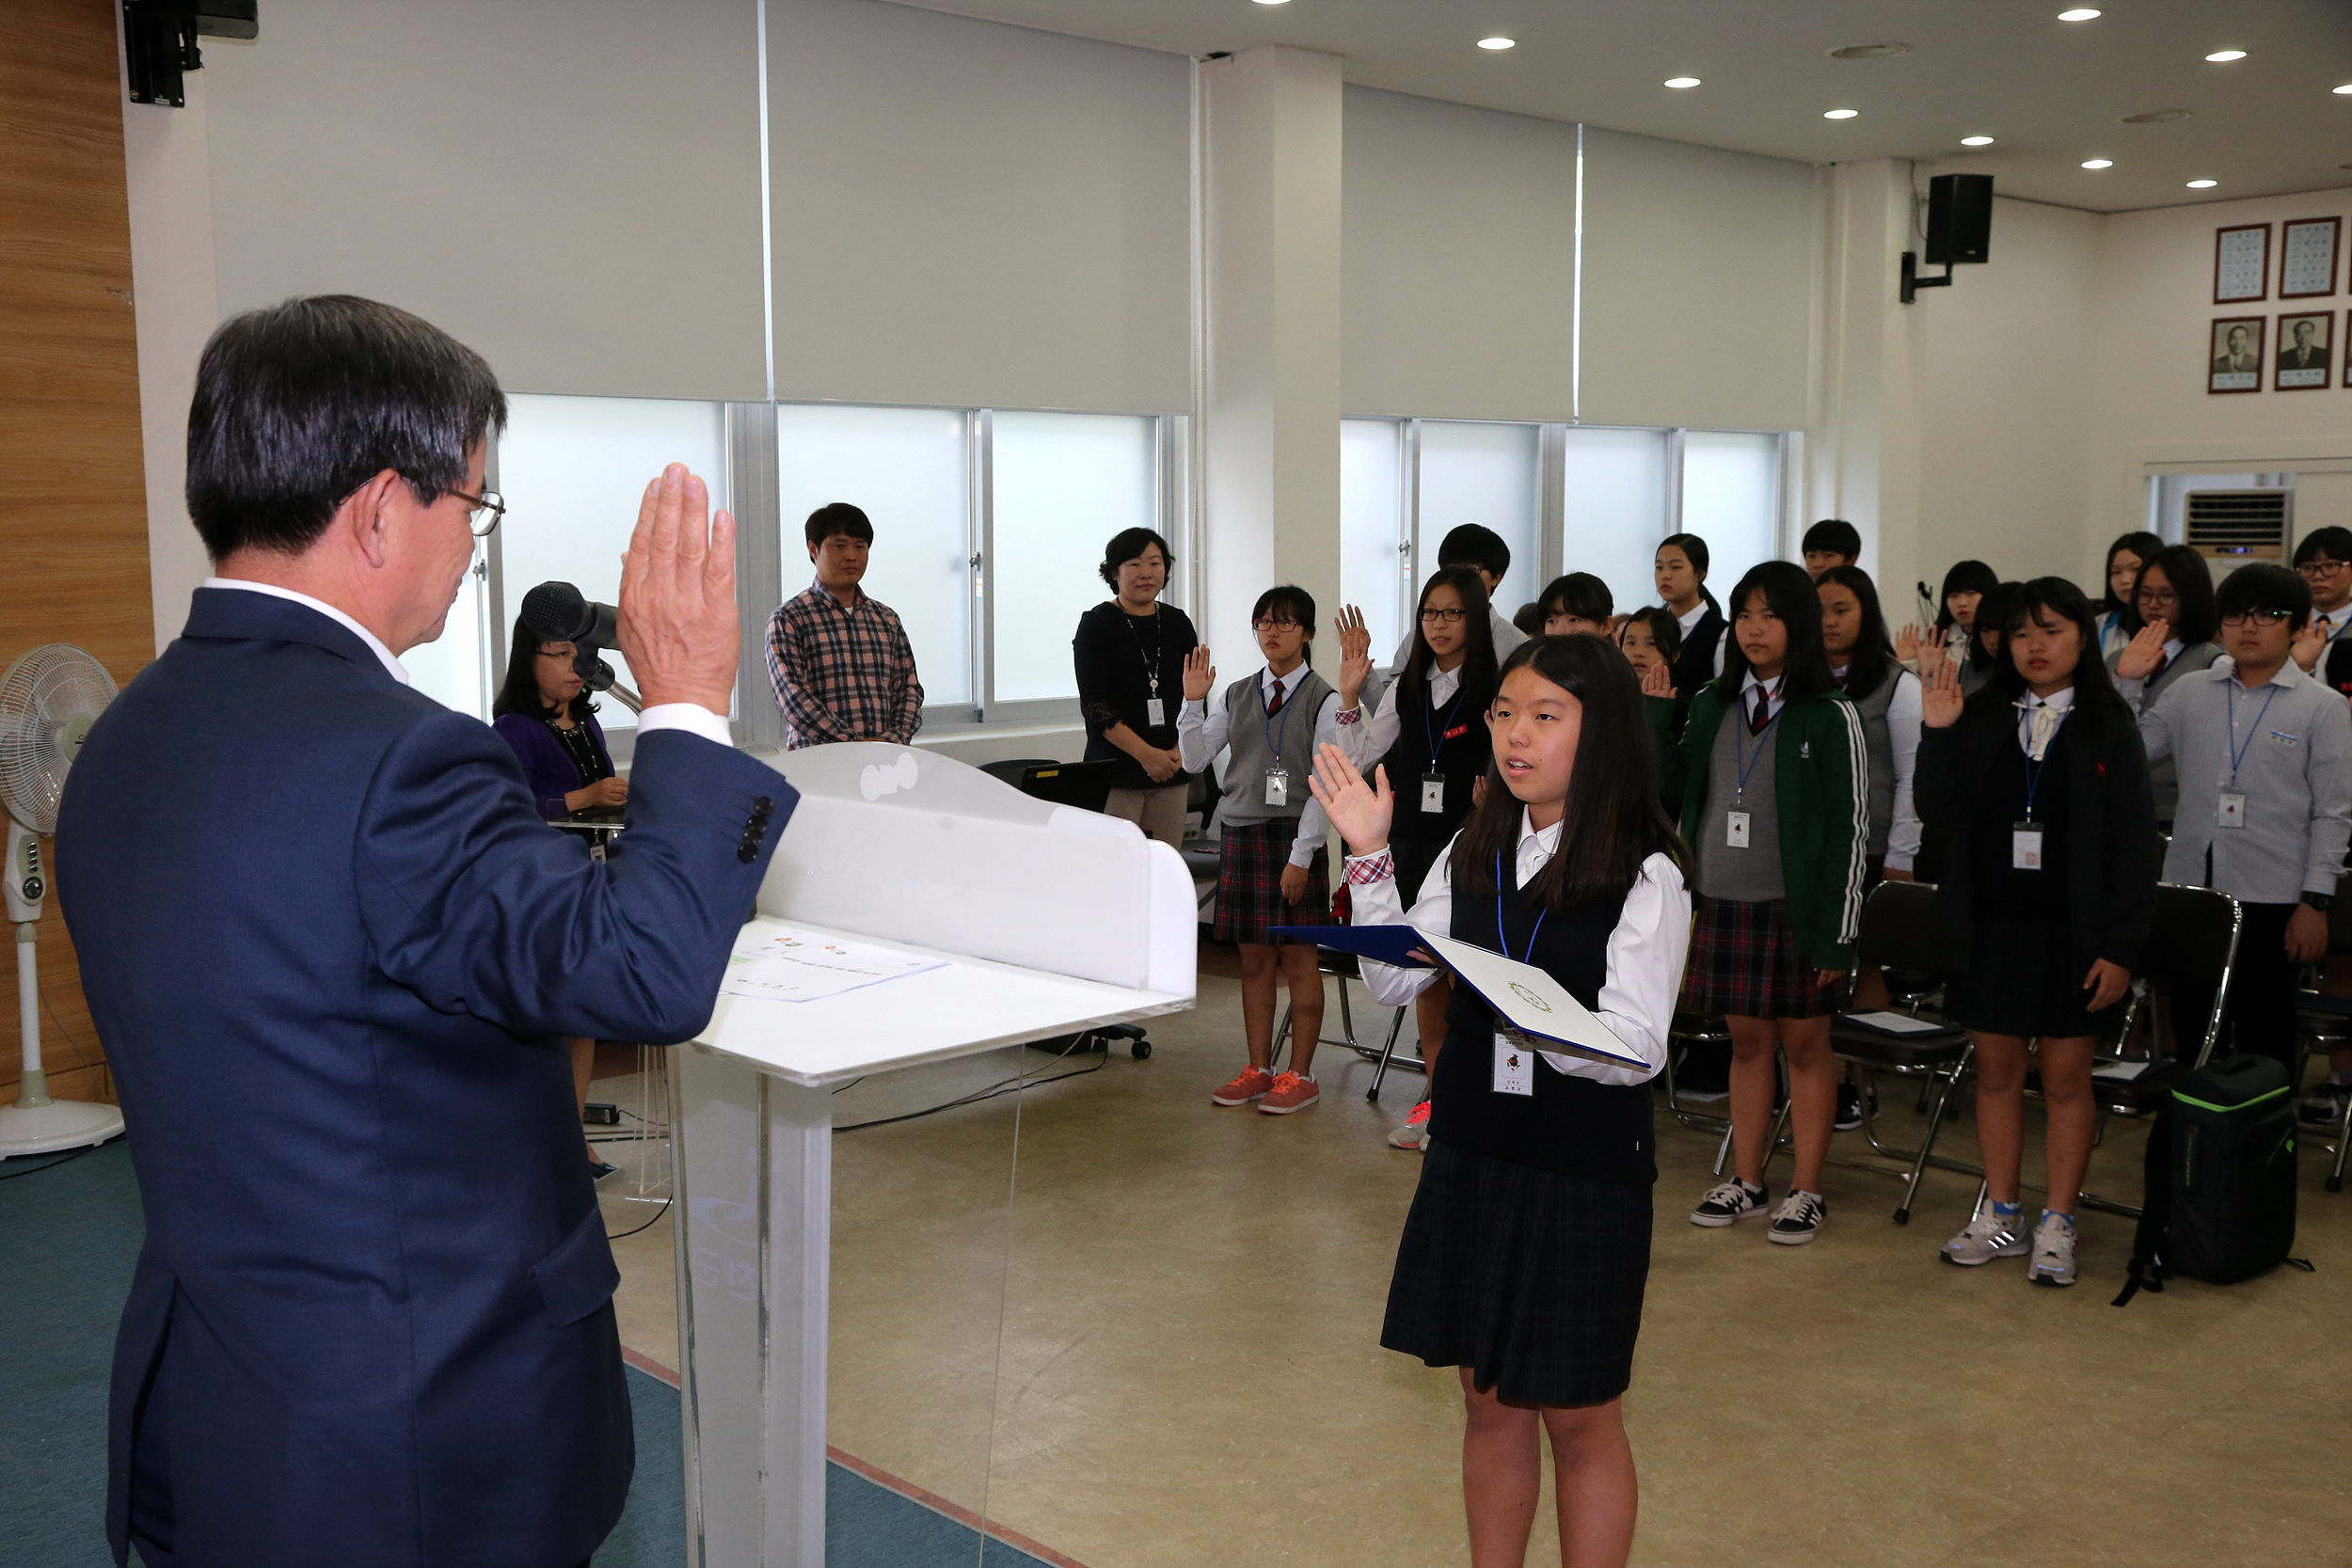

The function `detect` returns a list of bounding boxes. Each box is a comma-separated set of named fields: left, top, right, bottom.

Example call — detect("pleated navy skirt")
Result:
left=1381, top=1139, right=1652, bottom=1408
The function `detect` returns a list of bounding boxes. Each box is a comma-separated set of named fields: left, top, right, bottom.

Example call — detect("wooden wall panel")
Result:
left=0, top=0, right=157, bottom=1100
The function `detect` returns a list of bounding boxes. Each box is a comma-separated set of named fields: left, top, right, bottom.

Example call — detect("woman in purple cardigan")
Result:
left=492, top=617, right=628, bottom=1175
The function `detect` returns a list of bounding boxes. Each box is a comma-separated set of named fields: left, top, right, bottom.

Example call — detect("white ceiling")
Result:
left=878, top=0, right=2352, bottom=214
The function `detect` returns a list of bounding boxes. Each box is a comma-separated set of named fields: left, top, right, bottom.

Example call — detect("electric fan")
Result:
left=0, top=643, right=125, bottom=1157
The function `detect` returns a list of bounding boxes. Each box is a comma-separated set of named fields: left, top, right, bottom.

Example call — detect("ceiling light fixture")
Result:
left=1476, top=36, right=1515, bottom=51
left=1664, top=76, right=1702, bottom=89
left=2121, top=109, right=2194, bottom=123
left=2204, top=50, right=2248, bottom=62
left=1828, top=42, right=1911, bottom=60
left=1823, top=108, right=1860, bottom=119
left=1960, top=135, right=1994, bottom=146
left=2081, top=158, right=2113, bottom=168
left=2058, top=8, right=2101, bottom=20
left=2186, top=179, right=2218, bottom=188
left=1251, top=0, right=1289, bottom=6
left=2334, top=84, right=2352, bottom=95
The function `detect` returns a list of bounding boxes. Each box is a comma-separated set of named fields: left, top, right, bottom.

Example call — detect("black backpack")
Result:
left=2114, top=1053, right=2311, bottom=1306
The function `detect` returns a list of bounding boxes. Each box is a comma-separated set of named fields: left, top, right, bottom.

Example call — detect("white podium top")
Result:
left=688, top=743, right=1198, bottom=1085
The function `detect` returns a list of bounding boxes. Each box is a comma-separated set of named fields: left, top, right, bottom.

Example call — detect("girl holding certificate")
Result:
left=1309, top=634, right=1690, bottom=1568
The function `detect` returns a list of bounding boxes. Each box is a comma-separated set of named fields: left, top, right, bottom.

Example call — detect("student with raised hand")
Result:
left=1335, top=571, right=1502, bottom=1149
left=1961, top=581, right=2022, bottom=697
left=1671, top=562, right=1867, bottom=1246
left=1537, top=572, right=1615, bottom=637
left=1655, top=532, right=1725, bottom=695
left=1802, top=518, right=1863, bottom=578
left=1906, top=559, right=1997, bottom=682
left=1309, top=634, right=1689, bottom=1568
left=1179, top=587, right=1343, bottom=1116
left=2097, top=531, right=2165, bottom=661
left=1915, top=579, right=2159, bottom=1288
left=2289, top=526, right=2352, bottom=694
left=2137, top=563, right=2352, bottom=1070
left=2109, top=543, right=2223, bottom=829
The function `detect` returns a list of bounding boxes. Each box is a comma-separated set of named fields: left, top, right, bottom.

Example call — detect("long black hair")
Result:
left=1964, top=577, right=2131, bottom=733
left=493, top=616, right=598, bottom=723
left=1617, top=606, right=1682, bottom=667
left=1932, top=559, right=2000, bottom=635
left=1818, top=564, right=1897, bottom=701
left=2119, top=545, right=2217, bottom=645
left=1400, top=567, right=1499, bottom=716
left=2100, top=531, right=2165, bottom=615
left=1968, top=580, right=2022, bottom=674
left=1713, top=561, right=1836, bottom=703
left=1450, top=635, right=1685, bottom=910
left=1658, top=532, right=1721, bottom=618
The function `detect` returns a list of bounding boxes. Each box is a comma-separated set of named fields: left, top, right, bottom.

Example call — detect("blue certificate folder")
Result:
left=1269, top=923, right=1436, bottom=969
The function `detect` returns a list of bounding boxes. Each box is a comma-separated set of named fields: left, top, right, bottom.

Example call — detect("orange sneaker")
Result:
left=1258, top=1070, right=1320, bottom=1115
left=1212, top=1066, right=1275, bottom=1106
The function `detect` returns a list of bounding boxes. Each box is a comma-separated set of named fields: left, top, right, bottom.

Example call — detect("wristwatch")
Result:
left=2302, top=891, right=2335, bottom=912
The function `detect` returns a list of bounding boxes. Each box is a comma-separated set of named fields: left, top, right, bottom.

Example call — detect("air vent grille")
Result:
left=2185, top=489, right=2289, bottom=559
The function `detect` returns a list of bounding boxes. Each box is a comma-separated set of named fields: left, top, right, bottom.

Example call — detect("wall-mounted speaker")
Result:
left=1924, top=174, right=1994, bottom=266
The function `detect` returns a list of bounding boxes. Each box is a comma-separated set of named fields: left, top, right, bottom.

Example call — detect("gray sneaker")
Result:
left=1941, top=1209, right=2028, bottom=1266
left=2028, top=1212, right=2078, bottom=1288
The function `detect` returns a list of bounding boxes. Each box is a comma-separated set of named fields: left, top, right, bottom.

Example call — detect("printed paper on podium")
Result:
left=1418, top=931, right=1645, bottom=1069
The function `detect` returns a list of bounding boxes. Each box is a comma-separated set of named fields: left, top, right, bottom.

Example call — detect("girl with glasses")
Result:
left=2106, top=544, right=2220, bottom=829
left=1178, top=586, right=1343, bottom=1117
left=1332, top=569, right=1503, bottom=1150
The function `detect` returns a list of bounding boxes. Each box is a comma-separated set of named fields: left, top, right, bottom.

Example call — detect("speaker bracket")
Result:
left=1899, top=252, right=1954, bottom=305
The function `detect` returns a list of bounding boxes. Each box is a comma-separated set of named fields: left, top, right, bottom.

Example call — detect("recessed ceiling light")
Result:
left=1663, top=76, right=1702, bottom=89
left=2081, top=158, right=2113, bottom=168
left=1960, top=135, right=1994, bottom=146
left=1823, top=108, right=1860, bottom=119
left=2058, top=8, right=2101, bottom=20
left=2121, top=109, right=2194, bottom=124
left=2186, top=179, right=2218, bottom=188
left=2204, top=50, right=2248, bottom=62
left=1251, top=0, right=1289, bottom=6
left=1476, top=36, right=1515, bottom=51
left=1828, top=42, right=1911, bottom=60
left=2334, top=84, right=2352, bottom=95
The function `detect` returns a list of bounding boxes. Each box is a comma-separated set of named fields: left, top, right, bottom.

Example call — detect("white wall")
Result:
left=766, top=0, right=1192, bottom=414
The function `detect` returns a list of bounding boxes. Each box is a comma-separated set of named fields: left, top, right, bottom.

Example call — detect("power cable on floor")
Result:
left=605, top=1195, right=673, bottom=1242
left=0, top=1142, right=102, bottom=1182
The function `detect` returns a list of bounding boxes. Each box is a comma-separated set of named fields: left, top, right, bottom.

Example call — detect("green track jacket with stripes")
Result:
left=1671, top=685, right=1871, bottom=972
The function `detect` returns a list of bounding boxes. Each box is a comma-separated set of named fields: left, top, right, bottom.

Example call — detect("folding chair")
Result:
left=1661, top=1010, right=1738, bottom=1133
left=2290, top=873, right=2352, bottom=1194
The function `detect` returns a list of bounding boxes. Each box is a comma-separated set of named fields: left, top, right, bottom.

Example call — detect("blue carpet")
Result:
left=0, top=1140, right=1053, bottom=1568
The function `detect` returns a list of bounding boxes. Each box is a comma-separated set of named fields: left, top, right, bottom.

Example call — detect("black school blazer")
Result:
left=1913, top=693, right=2161, bottom=978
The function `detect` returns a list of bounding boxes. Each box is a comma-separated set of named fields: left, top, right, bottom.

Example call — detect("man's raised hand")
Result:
left=617, top=464, right=738, bottom=715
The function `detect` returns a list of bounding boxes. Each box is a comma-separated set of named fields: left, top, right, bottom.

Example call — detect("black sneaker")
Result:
left=1768, top=1189, right=1828, bottom=1245
left=1690, top=1179, right=1769, bottom=1227
left=1835, top=1085, right=1867, bottom=1131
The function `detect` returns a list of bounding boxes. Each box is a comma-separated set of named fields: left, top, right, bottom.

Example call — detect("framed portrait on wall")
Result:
left=2275, top=312, right=2333, bottom=390
left=2208, top=317, right=2265, bottom=392
left=2280, top=217, right=2343, bottom=299
left=2214, top=224, right=2270, bottom=304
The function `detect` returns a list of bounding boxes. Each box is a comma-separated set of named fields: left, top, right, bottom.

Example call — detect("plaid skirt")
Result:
left=1214, top=818, right=1332, bottom=944
left=1382, top=1141, right=1651, bottom=1408
left=1679, top=895, right=1847, bottom=1021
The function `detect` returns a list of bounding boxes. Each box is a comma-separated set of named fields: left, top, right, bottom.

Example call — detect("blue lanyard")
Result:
left=1424, top=672, right=1471, bottom=760
left=1732, top=685, right=1780, bottom=802
left=1263, top=675, right=1294, bottom=766
left=2020, top=704, right=2069, bottom=820
left=2226, top=680, right=2280, bottom=785
left=1494, top=851, right=1549, bottom=963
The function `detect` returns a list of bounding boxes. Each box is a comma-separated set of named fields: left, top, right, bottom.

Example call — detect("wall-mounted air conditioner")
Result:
left=2185, top=489, right=2291, bottom=562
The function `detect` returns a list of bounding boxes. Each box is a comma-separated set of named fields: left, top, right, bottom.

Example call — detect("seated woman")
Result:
left=493, top=617, right=629, bottom=1177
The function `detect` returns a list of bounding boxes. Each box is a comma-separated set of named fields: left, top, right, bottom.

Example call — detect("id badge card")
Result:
left=1146, top=696, right=1166, bottom=728
left=1725, top=809, right=1752, bottom=849
left=1263, top=766, right=1290, bottom=808
left=1492, top=1034, right=1535, bottom=1097
left=2011, top=821, right=2044, bottom=870
left=1421, top=771, right=1446, bottom=814
left=2218, top=791, right=2247, bottom=830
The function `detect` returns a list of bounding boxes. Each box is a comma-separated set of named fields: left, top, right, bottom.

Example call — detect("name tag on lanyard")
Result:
left=2218, top=791, right=2247, bottom=830
left=1492, top=1034, right=1535, bottom=1096
left=1422, top=772, right=1445, bottom=813
left=2011, top=822, right=2044, bottom=869
left=1146, top=696, right=1166, bottom=728
left=1263, top=766, right=1290, bottom=807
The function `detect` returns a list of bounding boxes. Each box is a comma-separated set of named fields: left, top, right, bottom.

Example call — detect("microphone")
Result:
left=519, top=581, right=640, bottom=711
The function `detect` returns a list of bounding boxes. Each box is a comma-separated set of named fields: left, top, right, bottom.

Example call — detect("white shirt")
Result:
left=203, top=578, right=734, bottom=749
left=1345, top=811, right=1692, bottom=1087
left=2322, top=603, right=2352, bottom=641
left=2014, top=685, right=2074, bottom=760
left=1673, top=600, right=1729, bottom=679
left=1737, top=668, right=1786, bottom=728
left=1176, top=665, right=1342, bottom=868
left=1833, top=661, right=1924, bottom=872
left=1338, top=658, right=1467, bottom=769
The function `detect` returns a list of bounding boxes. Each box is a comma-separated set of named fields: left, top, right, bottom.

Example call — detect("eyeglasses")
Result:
left=447, top=487, right=506, bottom=538
left=1251, top=617, right=1303, bottom=632
left=2221, top=610, right=2296, bottom=626
left=1419, top=607, right=1468, bottom=625
left=2299, top=560, right=2349, bottom=579
left=2137, top=588, right=2180, bottom=608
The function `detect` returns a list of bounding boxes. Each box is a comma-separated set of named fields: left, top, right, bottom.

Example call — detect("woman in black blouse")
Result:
left=1073, top=527, right=1199, bottom=847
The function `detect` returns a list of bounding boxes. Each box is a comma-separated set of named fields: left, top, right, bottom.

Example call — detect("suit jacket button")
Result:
left=738, top=843, right=756, bottom=863
left=754, top=795, right=773, bottom=815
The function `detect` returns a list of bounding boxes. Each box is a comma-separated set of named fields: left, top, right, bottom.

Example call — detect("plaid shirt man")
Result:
left=765, top=579, right=925, bottom=748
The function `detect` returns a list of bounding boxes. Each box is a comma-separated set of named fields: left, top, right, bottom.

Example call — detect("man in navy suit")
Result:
left=56, top=295, right=792, bottom=1568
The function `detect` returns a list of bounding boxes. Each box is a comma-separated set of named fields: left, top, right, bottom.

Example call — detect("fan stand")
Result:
left=0, top=922, right=123, bottom=1157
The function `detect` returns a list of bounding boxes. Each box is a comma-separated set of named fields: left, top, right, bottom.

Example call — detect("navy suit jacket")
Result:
left=56, top=588, right=792, bottom=1568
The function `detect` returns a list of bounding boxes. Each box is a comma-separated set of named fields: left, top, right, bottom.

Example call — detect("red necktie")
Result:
left=1266, top=678, right=1287, bottom=719
left=1749, top=685, right=1772, bottom=735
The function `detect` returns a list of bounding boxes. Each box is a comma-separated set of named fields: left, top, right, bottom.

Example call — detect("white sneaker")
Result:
left=2029, top=1212, right=2078, bottom=1288
left=1387, top=1098, right=1432, bottom=1149
left=1941, top=1209, right=2028, bottom=1267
